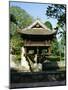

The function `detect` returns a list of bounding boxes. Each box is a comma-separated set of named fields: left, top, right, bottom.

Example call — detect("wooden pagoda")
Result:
left=18, top=20, right=57, bottom=64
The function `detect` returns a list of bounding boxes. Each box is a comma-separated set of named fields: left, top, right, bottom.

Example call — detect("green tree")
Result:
left=51, top=39, right=60, bottom=56
left=10, top=6, right=33, bottom=42
left=10, top=14, right=17, bottom=25
left=46, top=4, right=66, bottom=28
left=10, top=34, right=22, bottom=54
left=10, top=6, right=33, bottom=62
left=44, top=21, right=60, bottom=56
left=10, top=6, right=33, bottom=29
left=46, top=4, right=66, bottom=41
left=46, top=4, right=66, bottom=60
left=44, top=21, right=53, bottom=30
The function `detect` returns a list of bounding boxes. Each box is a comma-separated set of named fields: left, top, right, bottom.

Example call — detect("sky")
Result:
left=10, top=1, right=58, bottom=28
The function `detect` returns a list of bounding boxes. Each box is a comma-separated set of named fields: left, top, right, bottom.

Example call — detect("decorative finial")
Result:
left=36, top=17, right=40, bottom=20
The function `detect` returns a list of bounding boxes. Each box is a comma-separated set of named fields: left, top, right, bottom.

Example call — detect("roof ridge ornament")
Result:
left=36, top=17, right=40, bottom=20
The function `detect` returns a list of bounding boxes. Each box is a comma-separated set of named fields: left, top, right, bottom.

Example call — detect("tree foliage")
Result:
left=10, top=34, right=22, bottom=54
left=44, top=21, right=60, bottom=56
left=46, top=4, right=66, bottom=42
left=46, top=4, right=66, bottom=28
left=10, top=6, right=33, bottom=60
left=10, top=6, right=33, bottom=29
left=46, top=4, right=66, bottom=59
left=44, top=21, right=53, bottom=30
left=10, top=22, right=17, bottom=38
left=10, top=14, right=17, bottom=25
left=51, top=39, right=60, bottom=56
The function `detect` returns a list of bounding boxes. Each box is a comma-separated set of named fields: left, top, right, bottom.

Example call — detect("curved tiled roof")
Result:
left=19, top=28, right=56, bottom=35
left=18, top=20, right=57, bottom=35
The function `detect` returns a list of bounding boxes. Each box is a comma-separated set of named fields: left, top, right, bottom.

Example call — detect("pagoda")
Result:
left=18, top=20, right=57, bottom=71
